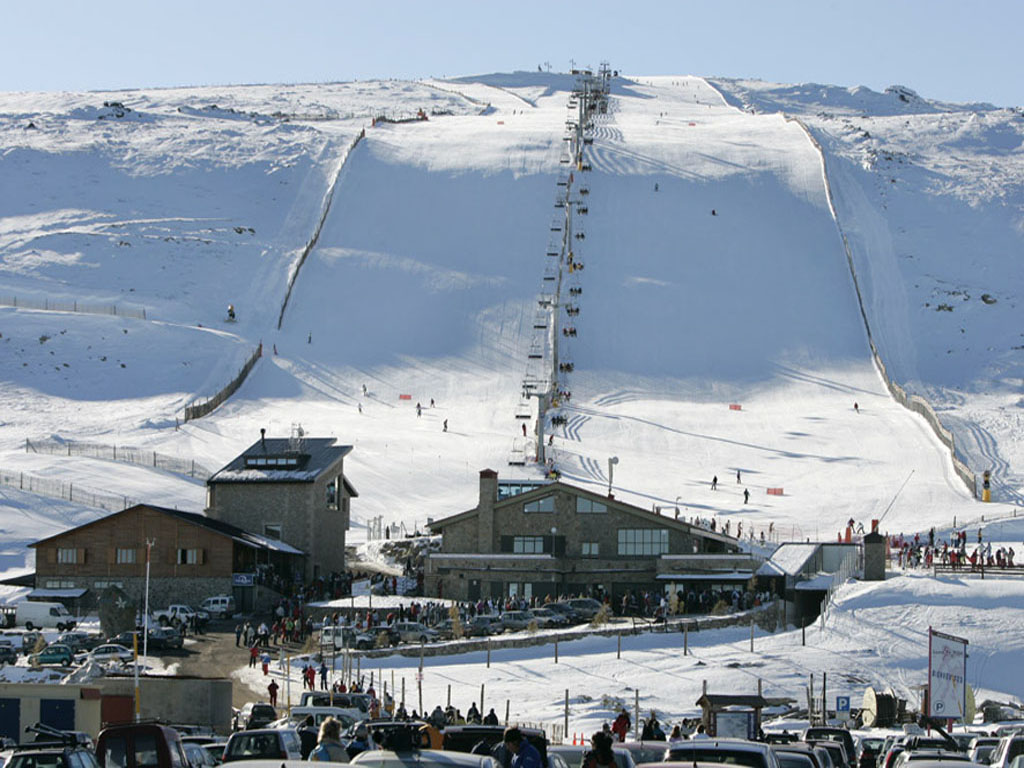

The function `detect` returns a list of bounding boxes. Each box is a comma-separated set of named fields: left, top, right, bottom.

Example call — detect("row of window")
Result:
left=244, top=456, right=300, bottom=467
left=523, top=496, right=608, bottom=514
left=511, top=529, right=669, bottom=556
left=56, top=547, right=204, bottom=565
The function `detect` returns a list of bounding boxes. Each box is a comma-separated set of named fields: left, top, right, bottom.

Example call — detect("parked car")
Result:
left=530, top=607, right=570, bottom=627
left=565, top=598, right=604, bottom=619
left=29, top=643, right=75, bottom=666
left=235, top=702, right=278, bottom=730
left=498, top=610, right=536, bottom=632
left=201, top=743, right=226, bottom=766
left=319, top=625, right=383, bottom=651
left=806, top=728, right=857, bottom=768
left=184, top=741, right=219, bottom=768
left=222, top=728, right=302, bottom=762
left=148, top=626, right=184, bottom=651
left=666, top=739, right=781, bottom=768
left=353, top=748, right=495, bottom=768
left=392, top=621, right=439, bottom=644
left=200, top=595, right=236, bottom=619
left=442, top=725, right=547, bottom=762
left=97, top=722, right=188, bottom=768
left=79, top=643, right=135, bottom=665
left=108, top=631, right=143, bottom=649
left=773, top=743, right=828, bottom=768
left=545, top=603, right=580, bottom=623
left=298, top=692, right=372, bottom=715
left=6, top=742, right=100, bottom=768
left=859, top=739, right=887, bottom=768
left=548, top=744, right=635, bottom=768
left=55, top=631, right=103, bottom=653
left=0, top=639, right=17, bottom=664
left=989, top=736, right=1024, bottom=768
left=465, top=615, right=504, bottom=637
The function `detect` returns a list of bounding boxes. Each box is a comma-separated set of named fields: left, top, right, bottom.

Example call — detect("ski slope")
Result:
left=1, top=73, right=1006, bottom=571
left=1, top=68, right=1022, bottom=717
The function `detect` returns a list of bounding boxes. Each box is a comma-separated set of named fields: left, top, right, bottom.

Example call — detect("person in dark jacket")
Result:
left=504, top=728, right=541, bottom=768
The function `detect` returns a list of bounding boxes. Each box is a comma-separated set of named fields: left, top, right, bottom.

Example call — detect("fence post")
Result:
left=480, top=682, right=485, bottom=715
left=554, top=638, right=558, bottom=663
left=684, top=623, right=688, bottom=655
left=447, top=684, right=451, bottom=708
left=634, top=689, right=639, bottom=739
left=617, top=633, right=621, bottom=659
left=487, top=638, right=491, bottom=668
left=564, top=689, right=569, bottom=740
left=69, top=482, right=73, bottom=501
left=750, top=621, right=754, bottom=652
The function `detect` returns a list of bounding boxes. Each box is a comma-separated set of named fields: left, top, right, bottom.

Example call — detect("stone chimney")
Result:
left=477, top=469, right=498, bottom=553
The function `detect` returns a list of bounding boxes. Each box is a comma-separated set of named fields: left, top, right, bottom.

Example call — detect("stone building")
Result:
left=30, top=503, right=303, bottom=611
left=205, top=430, right=356, bottom=582
left=425, top=469, right=740, bottom=602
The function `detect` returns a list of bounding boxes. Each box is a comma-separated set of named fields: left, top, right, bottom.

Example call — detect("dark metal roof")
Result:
left=30, top=504, right=304, bottom=556
left=696, top=693, right=769, bottom=709
left=208, top=437, right=353, bottom=484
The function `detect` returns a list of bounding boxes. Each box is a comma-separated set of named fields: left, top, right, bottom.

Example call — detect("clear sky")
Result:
left=2, top=0, right=1022, bottom=107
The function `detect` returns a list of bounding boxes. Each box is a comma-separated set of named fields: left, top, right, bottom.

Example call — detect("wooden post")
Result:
left=750, top=621, right=754, bottom=652
left=684, top=624, right=688, bottom=655
left=555, top=639, right=559, bottom=663
left=481, top=683, right=485, bottom=714
left=617, top=634, right=621, bottom=659
left=487, top=638, right=491, bottom=668
left=634, top=689, right=640, bottom=740
left=505, top=699, right=510, bottom=726
left=447, top=683, right=451, bottom=707
left=802, top=619, right=806, bottom=646
left=564, top=689, right=569, bottom=739
left=401, top=677, right=406, bottom=710
left=418, top=676, right=423, bottom=716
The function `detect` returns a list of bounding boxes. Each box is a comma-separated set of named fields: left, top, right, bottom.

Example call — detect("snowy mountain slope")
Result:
left=708, top=78, right=1024, bottom=503
left=0, top=72, right=1007, bottom=579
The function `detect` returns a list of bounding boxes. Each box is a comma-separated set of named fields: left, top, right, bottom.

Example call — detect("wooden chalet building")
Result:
left=425, top=469, right=745, bottom=603
left=30, top=503, right=303, bottom=611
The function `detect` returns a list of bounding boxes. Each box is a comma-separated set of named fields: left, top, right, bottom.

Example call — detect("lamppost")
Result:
left=550, top=527, right=558, bottom=596
left=607, top=456, right=619, bottom=497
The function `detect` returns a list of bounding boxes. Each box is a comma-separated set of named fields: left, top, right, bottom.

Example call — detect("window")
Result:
left=45, top=579, right=75, bottom=589
left=264, top=524, right=282, bottom=540
left=513, top=536, right=545, bottom=554
left=177, top=548, right=202, bottom=565
left=94, top=581, right=124, bottom=590
left=523, top=495, right=555, bottom=513
left=582, top=541, right=600, bottom=557
left=57, top=548, right=78, bottom=564
left=617, top=529, right=669, bottom=556
left=576, top=497, right=607, bottom=514
left=326, top=477, right=338, bottom=509
left=116, top=548, right=137, bottom=564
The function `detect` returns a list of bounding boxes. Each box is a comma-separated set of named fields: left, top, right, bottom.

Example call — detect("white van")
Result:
left=15, top=601, right=77, bottom=631
left=199, top=595, right=236, bottom=618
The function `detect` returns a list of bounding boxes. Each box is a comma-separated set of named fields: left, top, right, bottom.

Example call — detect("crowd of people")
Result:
left=891, top=527, right=1018, bottom=571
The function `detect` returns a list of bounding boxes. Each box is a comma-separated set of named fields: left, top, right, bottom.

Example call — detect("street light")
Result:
left=551, top=526, right=558, bottom=557
left=607, top=456, right=619, bottom=497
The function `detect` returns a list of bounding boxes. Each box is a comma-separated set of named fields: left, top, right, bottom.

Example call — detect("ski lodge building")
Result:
left=424, top=469, right=747, bottom=603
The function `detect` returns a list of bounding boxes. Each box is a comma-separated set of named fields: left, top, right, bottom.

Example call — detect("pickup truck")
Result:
left=151, top=605, right=209, bottom=627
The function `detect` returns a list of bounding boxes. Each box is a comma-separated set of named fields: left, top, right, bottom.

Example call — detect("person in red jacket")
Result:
left=611, top=709, right=630, bottom=742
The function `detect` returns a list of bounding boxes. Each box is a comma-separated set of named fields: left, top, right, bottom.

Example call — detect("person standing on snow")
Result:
left=611, top=709, right=630, bottom=742
left=711, top=475, right=718, bottom=490
left=743, top=488, right=750, bottom=504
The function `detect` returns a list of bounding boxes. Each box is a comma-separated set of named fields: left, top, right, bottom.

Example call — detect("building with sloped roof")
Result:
left=425, top=469, right=741, bottom=603
left=30, top=503, right=304, bottom=611
left=205, top=429, right=356, bottom=582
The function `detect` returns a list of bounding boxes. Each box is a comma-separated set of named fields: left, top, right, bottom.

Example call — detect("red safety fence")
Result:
left=767, top=487, right=784, bottom=496
left=399, top=394, right=412, bottom=400
left=729, top=404, right=742, bottom=411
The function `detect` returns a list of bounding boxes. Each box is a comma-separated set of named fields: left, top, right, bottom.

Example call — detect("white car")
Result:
left=80, top=643, right=135, bottom=664
left=391, top=621, right=439, bottom=644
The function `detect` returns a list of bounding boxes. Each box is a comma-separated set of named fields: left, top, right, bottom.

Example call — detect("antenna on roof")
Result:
left=260, top=428, right=266, bottom=448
